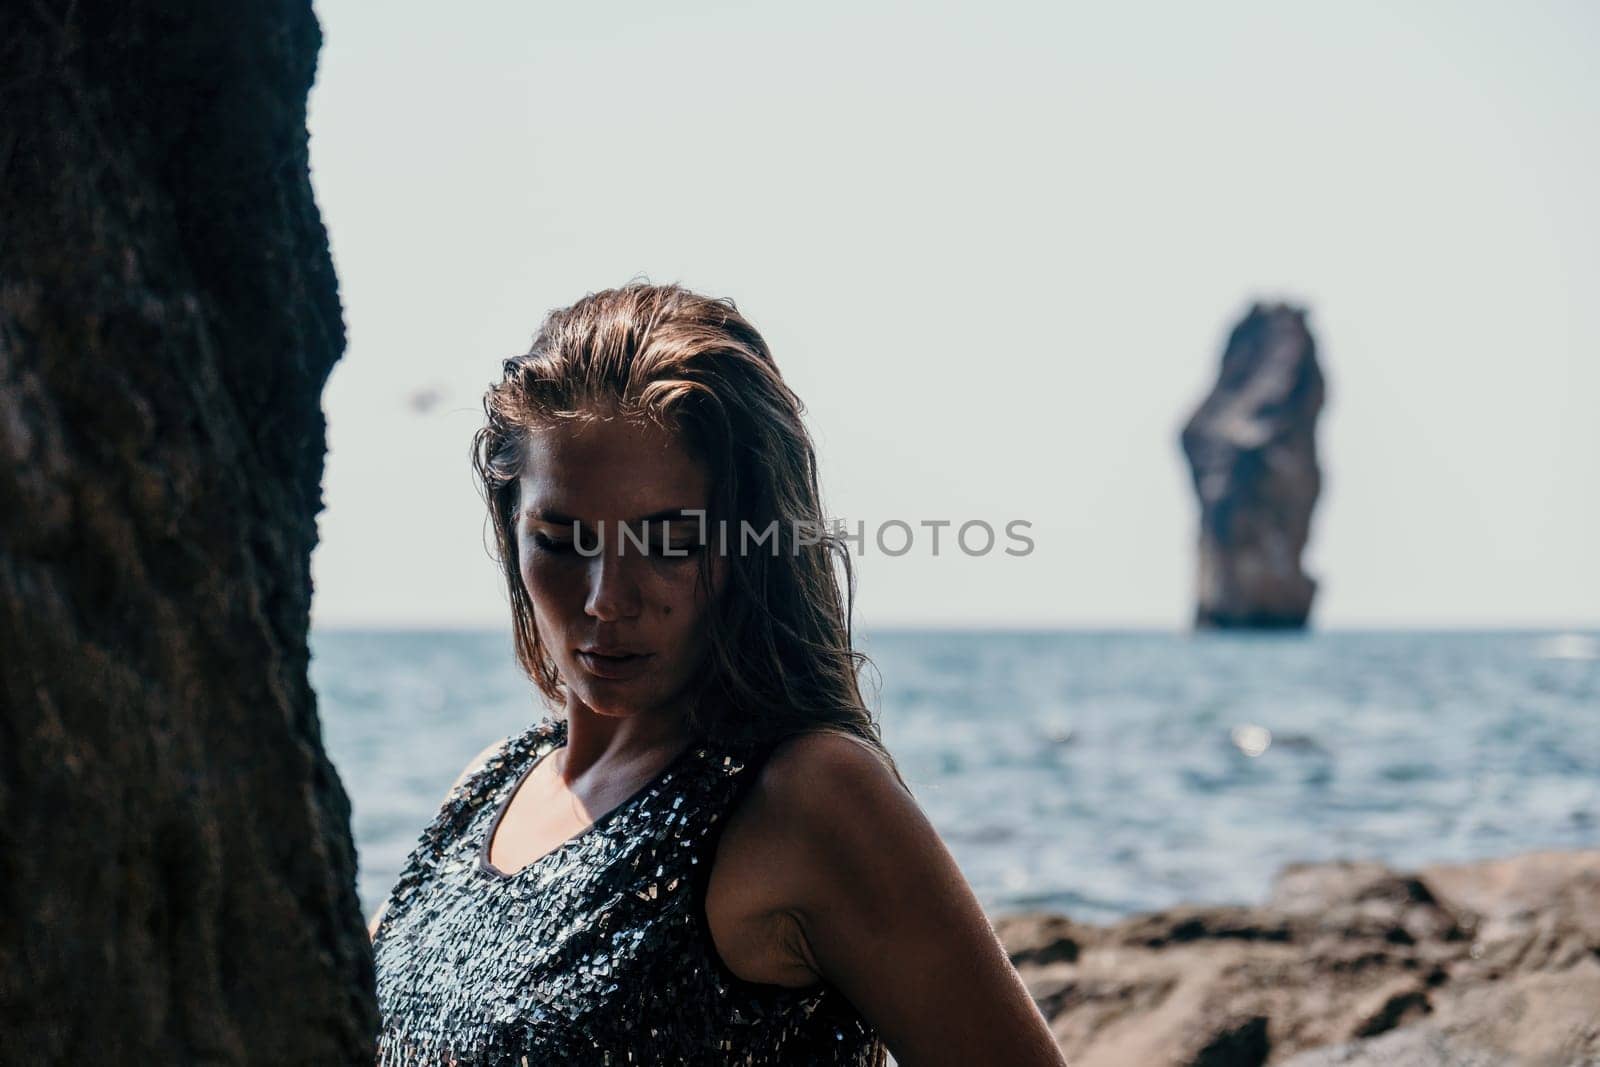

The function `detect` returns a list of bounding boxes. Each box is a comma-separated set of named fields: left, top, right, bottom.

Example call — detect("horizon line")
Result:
left=308, top=620, right=1600, bottom=635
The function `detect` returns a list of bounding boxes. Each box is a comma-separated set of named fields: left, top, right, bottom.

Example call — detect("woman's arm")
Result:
left=752, top=732, right=1069, bottom=1067
left=366, top=735, right=510, bottom=942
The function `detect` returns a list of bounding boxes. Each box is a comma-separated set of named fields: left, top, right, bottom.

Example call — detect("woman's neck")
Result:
left=556, top=699, right=694, bottom=779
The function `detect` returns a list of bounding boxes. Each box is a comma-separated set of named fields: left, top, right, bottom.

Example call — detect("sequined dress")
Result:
left=372, top=715, right=880, bottom=1065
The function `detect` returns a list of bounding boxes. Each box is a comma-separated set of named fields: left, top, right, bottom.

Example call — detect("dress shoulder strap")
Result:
left=383, top=716, right=563, bottom=913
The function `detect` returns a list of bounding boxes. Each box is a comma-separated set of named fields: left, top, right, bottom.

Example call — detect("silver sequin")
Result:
left=373, top=716, right=879, bottom=1065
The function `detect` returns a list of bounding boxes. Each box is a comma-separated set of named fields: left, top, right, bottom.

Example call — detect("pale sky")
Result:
left=305, top=0, right=1597, bottom=630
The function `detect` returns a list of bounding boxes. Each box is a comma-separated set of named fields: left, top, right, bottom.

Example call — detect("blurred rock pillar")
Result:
left=1180, top=303, right=1326, bottom=630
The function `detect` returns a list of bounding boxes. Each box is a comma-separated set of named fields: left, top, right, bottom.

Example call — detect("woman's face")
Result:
left=516, top=416, right=725, bottom=719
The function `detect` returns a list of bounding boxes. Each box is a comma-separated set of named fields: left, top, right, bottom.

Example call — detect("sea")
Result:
left=312, top=629, right=1600, bottom=925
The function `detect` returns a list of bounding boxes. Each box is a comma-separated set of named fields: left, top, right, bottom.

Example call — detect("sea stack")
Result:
left=1180, top=303, right=1325, bottom=629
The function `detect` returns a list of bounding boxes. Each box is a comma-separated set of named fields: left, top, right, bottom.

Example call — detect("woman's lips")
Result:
left=575, top=650, right=655, bottom=680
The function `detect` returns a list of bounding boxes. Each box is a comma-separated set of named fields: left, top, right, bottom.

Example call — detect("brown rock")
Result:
left=1421, top=850, right=1600, bottom=975
left=997, top=850, right=1600, bottom=1066
left=0, top=2, right=374, bottom=1064
left=1188, top=1013, right=1271, bottom=1067
left=997, top=911, right=1085, bottom=965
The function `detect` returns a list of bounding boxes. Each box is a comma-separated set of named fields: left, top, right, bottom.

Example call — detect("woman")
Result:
left=367, top=282, right=1067, bottom=1066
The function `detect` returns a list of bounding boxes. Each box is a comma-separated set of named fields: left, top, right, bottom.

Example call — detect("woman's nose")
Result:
left=584, top=544, right=643, bottom=621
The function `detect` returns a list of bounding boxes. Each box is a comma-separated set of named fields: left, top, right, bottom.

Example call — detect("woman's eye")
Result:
left=528, top=527, right=700, bottom=557
left=531, top=532, right=574, bottom=553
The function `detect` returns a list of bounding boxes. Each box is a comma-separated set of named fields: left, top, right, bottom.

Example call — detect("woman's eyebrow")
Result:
left=523, top=507, right=703, bottom=525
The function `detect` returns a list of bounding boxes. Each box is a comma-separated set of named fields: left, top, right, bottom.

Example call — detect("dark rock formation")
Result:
left=997, top=850, right=1600, bottom=1067
left=1180, top=304, right=1325, bottom=629
left=0, top=3, right=375, bottom=1063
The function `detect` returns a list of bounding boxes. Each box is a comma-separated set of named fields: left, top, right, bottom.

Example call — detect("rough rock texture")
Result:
left=0, top=3, right=376, bottom=1063
left=1180, top=303, right=1325, bottom=629
left=996, top=850, right=1600, bottom=1067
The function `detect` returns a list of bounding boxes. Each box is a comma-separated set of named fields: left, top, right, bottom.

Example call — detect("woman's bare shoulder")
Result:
left=721, top=727, right=917, bottom=890
left=732, top=730, right=1069, bottom=1064
left=758, top=728, right=907, bottom=807
left=705, top=728, right=915, bottom=982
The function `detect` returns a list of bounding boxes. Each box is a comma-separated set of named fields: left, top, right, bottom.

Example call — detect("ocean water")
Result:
left=313, top=629, right=1600, bottom=925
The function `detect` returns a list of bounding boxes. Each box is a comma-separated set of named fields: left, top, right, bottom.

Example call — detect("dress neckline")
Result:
left=477, top=719, right=700, bottom=880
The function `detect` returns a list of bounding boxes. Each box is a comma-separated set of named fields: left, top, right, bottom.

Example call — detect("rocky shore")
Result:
left=995, top=850, right=1600, bottom=1066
